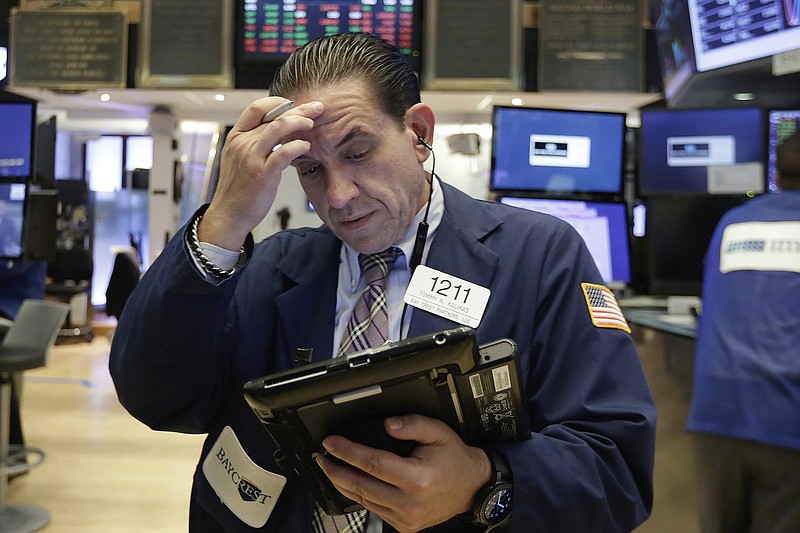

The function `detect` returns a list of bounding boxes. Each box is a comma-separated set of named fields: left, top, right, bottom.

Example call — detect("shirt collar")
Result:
left=342, top=174, right=445, bottom=291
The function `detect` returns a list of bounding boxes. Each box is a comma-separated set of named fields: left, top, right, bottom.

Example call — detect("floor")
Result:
left=8, top=329, right=204, bottom=533
left=631, top=326, right=700, bottom=533
left=7, top=322, right=701, bottom=532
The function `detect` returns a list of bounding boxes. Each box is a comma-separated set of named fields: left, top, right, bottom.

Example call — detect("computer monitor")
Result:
left=767, top=109, right=800, bottom=192
left=649, top=0, right=696, bottom=103
left=643, top=195, right=750, bottom=296
left=687, top=0, right=800, bottom=72
left=0, top=180, right=28, bottom=260
left=638, top=107, right=765, bottom=195
left=0, top=100, right=35, bottom=178
left=498, top=197, right=631, bottom=285
left=490, top=106, right=627, bottom=196
left=24, top=188, right=58, bottom=261
left=237, top=0, right=422, bottom=68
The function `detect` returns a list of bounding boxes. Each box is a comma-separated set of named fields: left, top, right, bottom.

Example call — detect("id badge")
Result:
left=404, top=265, right=491, bottom=327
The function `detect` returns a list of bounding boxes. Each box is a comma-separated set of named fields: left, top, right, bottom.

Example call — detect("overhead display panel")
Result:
left=241, top=0, right=420, bottom=61
left=688, top=0, right=800, bottom=72
left=138, top=0, right=233, bottom=88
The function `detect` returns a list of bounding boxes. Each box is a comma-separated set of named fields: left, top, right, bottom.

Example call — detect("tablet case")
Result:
left=243, top=326, right=530, bottom=515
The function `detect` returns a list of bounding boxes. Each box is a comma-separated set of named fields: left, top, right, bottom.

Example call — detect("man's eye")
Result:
left=346, top=151, right=367, bottom=161
left=300, top=165, right=320, bottom=177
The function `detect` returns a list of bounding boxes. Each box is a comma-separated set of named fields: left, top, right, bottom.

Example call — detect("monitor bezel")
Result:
left=637, top=105, right=767, bottom=197
left=490, top=105, right=628, bottom=198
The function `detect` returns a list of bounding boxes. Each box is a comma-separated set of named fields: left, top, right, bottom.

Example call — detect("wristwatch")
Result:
left=472, top=448, right=513, bottom=527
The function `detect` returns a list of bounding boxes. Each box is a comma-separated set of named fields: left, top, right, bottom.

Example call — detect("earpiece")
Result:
left=410, top=132, right=434, bottom=273
left=415, top=133, right=433, bottom=151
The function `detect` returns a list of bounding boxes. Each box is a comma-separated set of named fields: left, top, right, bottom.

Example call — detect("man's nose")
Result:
left=326, top=172, right=359, bottom=209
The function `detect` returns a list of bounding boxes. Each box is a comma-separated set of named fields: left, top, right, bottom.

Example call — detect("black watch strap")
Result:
left=470, top=448, right=513, bottom=528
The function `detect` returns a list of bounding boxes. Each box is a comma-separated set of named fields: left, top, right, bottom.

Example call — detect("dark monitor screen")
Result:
left=498, top=197, right=631, bottom=284
left=0, top=180, right=28, bottom=259
left=644, top=195, right=750, bottom=296
left=638, top=107, right=765, bottom=195
left=491, top=106, right=626, bottom=195
left=24, top=189, right=58, bottom=261
left=0, top=101, right=35, bottom=178
left=35, top=115, right=57, bottom=186
left=240, top=0, right=421, bottom=66
left=767, top=109, right=800, bottom=192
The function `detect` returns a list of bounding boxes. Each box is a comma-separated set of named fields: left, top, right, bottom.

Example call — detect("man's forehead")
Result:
left=291, top=125, right=376, bottom=165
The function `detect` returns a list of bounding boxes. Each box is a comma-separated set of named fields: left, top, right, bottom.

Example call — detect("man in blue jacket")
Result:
left=110, top=33, right=655, bottom=532
left=688, top=131, right=800, bottom=533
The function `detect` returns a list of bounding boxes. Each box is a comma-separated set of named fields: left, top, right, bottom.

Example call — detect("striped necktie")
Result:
left=337, top=247, right=403, bottom=357
left=312, top=247, right=402, bottom=533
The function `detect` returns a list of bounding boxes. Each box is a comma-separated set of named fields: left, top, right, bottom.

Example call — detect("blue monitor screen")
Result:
left=0, top=102, right=34, bottom=178
left=0, top=181, right=28, bottom=259
left=639, top=107, right=765, bottom=195
left=767, top=109, right=800, bottom=192
left=490, top=107, right=626, bottom=195
left=498, top=197, right=631, bottom=284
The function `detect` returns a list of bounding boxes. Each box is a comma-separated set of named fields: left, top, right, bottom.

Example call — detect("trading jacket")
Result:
left=688, top=190, right=800, bottom=452
left=110, top=181, right=655, bottom=532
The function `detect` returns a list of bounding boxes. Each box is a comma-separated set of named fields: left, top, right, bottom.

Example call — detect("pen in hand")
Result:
left=261, top=100, right=293, bottom=124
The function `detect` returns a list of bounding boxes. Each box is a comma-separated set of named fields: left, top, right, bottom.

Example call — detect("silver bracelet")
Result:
left=188, top=213, right=244, bottom=280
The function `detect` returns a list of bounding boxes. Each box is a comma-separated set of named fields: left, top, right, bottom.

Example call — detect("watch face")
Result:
left=483, top=487, right=512, bottom=523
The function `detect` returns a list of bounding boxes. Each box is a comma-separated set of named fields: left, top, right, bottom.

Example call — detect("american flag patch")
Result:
left=581, top=283, right=630, bottom=333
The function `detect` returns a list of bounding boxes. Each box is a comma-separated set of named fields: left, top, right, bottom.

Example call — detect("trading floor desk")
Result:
left=621, top=298, right=701, bottom=533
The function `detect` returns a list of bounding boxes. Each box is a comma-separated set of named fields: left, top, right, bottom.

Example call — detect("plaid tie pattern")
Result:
left=336, top=248, right=403, bottom=357
left=312, top=247, right=402, bottom=533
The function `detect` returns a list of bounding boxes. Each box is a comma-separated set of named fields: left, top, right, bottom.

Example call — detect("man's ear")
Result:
left=405, top=103, right=435, bottom=161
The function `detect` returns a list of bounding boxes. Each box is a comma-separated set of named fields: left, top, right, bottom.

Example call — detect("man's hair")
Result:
left=777, top=131, right=800, bottom=189
left=269, top=32, right=421, bottom=128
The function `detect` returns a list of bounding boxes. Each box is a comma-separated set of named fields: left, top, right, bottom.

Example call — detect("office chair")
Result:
left=0, top=299, right=69, bottom=533
left=46, top=248, right=94, bottom=343
left=105, top=250, right=140, bottom=320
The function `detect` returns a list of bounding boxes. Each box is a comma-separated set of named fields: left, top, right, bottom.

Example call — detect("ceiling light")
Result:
left=733, top=92, right=755, bottom=101
left=214, top=93, right=226, bottom=102
left=511, top=98, right=524, bottom=106
left=100, top=93, right=111, bottom=102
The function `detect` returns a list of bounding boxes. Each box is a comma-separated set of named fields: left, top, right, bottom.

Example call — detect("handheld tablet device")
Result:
left=243, top=326, right=530, bottom=515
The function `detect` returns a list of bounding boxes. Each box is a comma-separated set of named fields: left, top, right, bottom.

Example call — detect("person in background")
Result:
left=688, top=131, right=800, bottom=533
left=110, top=33, right=655, bottom=532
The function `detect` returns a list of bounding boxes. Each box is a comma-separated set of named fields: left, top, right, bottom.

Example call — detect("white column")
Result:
left=146, top=106, right=179, bottom=266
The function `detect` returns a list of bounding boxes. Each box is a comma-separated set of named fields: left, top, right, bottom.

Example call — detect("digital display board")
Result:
left=768, top=109, right=800, bottom=192
left=241, top=0, right=419, bottom=59
left=491, top=106, right=626, bottom=195
left=688, top=0, right=800, bottom=72
left=498, top=197, right=631, bottom=284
